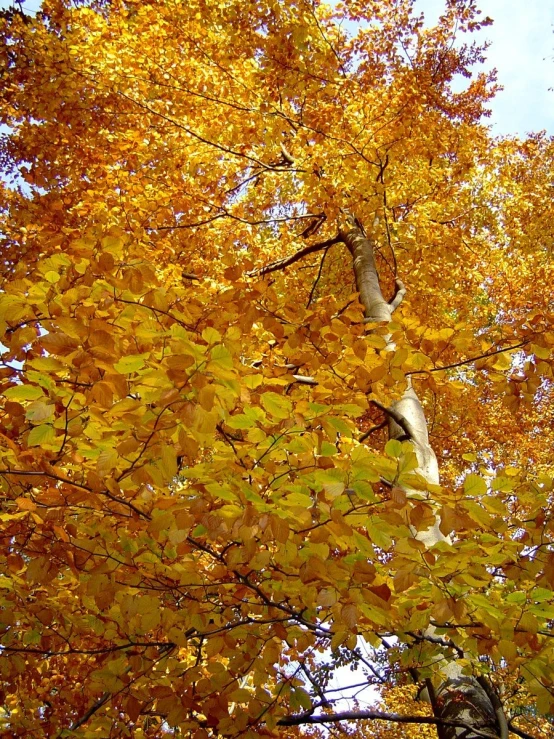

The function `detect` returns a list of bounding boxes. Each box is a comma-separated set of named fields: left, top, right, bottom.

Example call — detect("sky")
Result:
left=1, top=0, right=553, bottom=136
left=416, top=0, right=554, bottom=136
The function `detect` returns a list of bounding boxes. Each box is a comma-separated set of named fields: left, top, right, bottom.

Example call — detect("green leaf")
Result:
left=28, top=424, right=55, bottom=446
left=323, top=481, right=345, bottom=498
left=320, top=441, right=337, bottom=456
left=367, top=520, right=392, bottom=550
left=202, top=327, right=222, bottom=344
left=505, top=591, right=527, bottom=604
left=3, top=385, right=44, bottom=401
left=385, top=439, right=403, bottom=458
left=226, top=414, right=255, bottom=429
left=282, top=492, right=312, bottom=508
left=261, top=391, right=292, bottom=419
left=243, top=374, right=263, bottom=389
left=464, top=473, right=487, bottom=496
left=113, top=355, right=146, bottom=374
left=531, top=588, right=553, bottom=603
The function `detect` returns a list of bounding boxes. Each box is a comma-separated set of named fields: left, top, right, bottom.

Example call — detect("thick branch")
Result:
left=407, top=631, right=464, bottom=659
left=278, top=709, right=496, bottom=736
left=508, top=721, right=542, bottom=739
left=280, top=143, right=295, bottom=165
left=371, top=399, right=415, bottom=441
left=389, top=278, right=406, bottom=310
left=359, top=418, right=387, bottom=442
left=248, top=235, right=339, bottom=277
left=476, top=676, right=509, bottom=739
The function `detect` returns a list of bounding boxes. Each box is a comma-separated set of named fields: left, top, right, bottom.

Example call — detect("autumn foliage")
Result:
left=0, top=0, right=553, bottom=736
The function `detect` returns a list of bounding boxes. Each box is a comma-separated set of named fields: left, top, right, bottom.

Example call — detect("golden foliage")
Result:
left=0, top=0, right=553, bottom=736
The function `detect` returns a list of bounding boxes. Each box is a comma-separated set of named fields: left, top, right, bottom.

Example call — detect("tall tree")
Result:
left=0, top=0, right=553, bottom=737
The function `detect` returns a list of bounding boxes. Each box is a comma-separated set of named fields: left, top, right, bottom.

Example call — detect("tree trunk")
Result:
left=342, top=218, right=504, bottom=739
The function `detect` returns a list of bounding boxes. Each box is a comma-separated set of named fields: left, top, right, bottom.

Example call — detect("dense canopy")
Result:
left=0, top=0, right=553, bottom=736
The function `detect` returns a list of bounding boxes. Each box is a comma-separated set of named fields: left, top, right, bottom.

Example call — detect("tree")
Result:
left=0, top=0, right=553, bottom=736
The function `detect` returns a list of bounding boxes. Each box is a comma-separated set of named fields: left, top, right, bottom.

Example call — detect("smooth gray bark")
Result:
left=339, top=221, right=394, bottom=323
left=341, top=219, right=503, bottom=739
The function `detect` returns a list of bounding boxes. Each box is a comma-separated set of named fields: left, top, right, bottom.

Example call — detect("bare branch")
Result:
left=71, top=691, right=111, bottom=731
left=292, top=374, right=317, bottom=385
left=359, top=419, right=387, bottom=442
left=370, top=399, right=415, bottom=441
left=307, top=247, right=329, bottom=306
left=508, top=721, right=543, bottom=739
left=476, top=676, right=509, bottom=739
left=406, top=340, right=530, bottom=376
left=277, top=709, right=497, bottom=736
left=248, top=235, right=340, bottom=277
left=280, top=142, right=296, bottom=165
left=389, top=278, right=406, bottom=311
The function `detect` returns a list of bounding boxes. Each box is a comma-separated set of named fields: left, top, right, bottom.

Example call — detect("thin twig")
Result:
left=407, top=340, right=530, bottom=376
left=307, top=247, right=329, bottom=306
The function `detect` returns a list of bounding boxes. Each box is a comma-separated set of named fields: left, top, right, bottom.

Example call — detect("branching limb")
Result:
left=301, top=213, right=327, bottom=239
left=407, top=340, right=530, bottom=377
left=277, top=709, right=496, bottom=736
left=508, top=721, right=542, bottom=739
left=407, top=631, right=464, bottom=659
left=280, top=142, right=296, bottom=165
left=299, top=663, right=332, bottom=707
left=359, top=419, right=387, bottom=442
left=291, top=374, right=318, bottom=385
left=370, top=399, right=414, bottom=441
left=476, top=676, right=509, bottom=739
left=71, top=691, right=111, bottom=731
left=389, top=278, right=406, bottom=310
left=248, top=235, right=339, bottom=277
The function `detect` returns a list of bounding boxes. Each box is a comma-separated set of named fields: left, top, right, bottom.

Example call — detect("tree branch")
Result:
left=0, top=469, right=150, bottom=520
left=476, top=676, right=509, bottom=739
left=359, top=419, right=387, bottom=443
left=71, top=691, right=111, bottom=731
left=307, top=246, right=329, bottom=306
left=248, top=235, right=340, bottom=277
left=370, top=399, right=415, bottom=441
left=508, top=721, right=543, bottom=739
left=389, top=278, right=406, bottom=310
left=407, top=631, right=464, bottom=659
left=277, top=709, right=497, bottom=736
left=280, top=143, right=295, bottom=165
left=407, top=340, right=530, bottom=376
